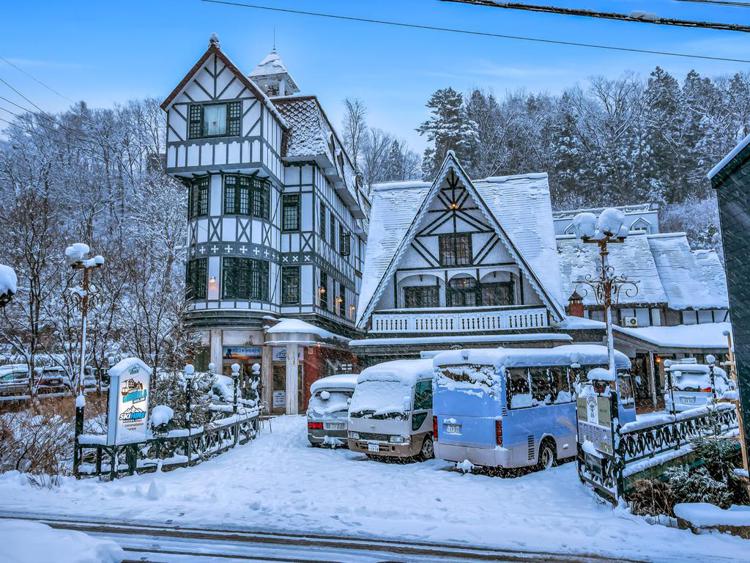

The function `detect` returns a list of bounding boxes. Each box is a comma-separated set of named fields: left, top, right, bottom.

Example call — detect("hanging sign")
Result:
left=107, top=358, right=152, bottom=446
left=223, top=346, right=262, bottom=359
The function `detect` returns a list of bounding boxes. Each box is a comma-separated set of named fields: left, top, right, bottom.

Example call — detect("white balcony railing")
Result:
left=371, top=306, right=550, bottom=334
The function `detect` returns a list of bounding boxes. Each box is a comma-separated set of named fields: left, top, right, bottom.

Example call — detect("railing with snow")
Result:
left=579, top=402, right=739, bottom=503
left=371, top=306, right=549, bottom=334
left=76, top=406, right=260, bottom=479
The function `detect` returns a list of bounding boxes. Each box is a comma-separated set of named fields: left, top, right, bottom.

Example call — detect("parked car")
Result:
left=307, top=373, right=358, bottom=447
left=431, top=345, right=633, bottom=472
left=664, top=359, right=733, bottom=413
left=0, top=364, right=30, bottom=396
left=35, top=366, right=70, bottom=394
left=347, top=359, right=435, bottom=461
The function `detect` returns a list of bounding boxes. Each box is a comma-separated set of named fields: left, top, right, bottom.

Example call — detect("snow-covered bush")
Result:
left=666, top=466, right=733, bottom=509
left=150, top=370, right=215, bottom=428
left=628, top=478, right=675, bottom=517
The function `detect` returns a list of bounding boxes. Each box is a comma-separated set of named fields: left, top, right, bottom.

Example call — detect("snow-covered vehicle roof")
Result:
left=357, top=359, right=434, bottom=386
left=433, top=345, right=631, bottom=371
left=310, top=373, right=359, bottom=394
left=0, top=364, right=28, bottom=376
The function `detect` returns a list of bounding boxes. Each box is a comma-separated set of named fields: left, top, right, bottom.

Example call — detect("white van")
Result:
left=347, top=359, right=435, bottom=460
left=307, top=373, right=358, bottom=447
left=665, top=359, right=733, bottom=413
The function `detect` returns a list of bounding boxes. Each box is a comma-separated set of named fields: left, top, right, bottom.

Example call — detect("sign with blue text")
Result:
left=107, top=357, right=152, bottom=445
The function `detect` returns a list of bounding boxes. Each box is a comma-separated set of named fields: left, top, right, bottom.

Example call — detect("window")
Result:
left=186, top=258, right=207, bottom=300
left=414, top=380, right=432, bottom=410
left=329, top=212, right=336, bottom=251
left=337, top=282, right=346, bottom=317
left=222, top=258, right=268, bottom=301
left=339, top=225, right=350, bottom=256
left=481, top=282, right=514, bottom=306
left=404, top=286, right=439, bottom=308
left=282, top=194, right=300, bottom=231
left=189, top=176, right=209, bottom=219
left=439, top=233, right=472, bottom=266
left=188, top=102, right=242, bottom=139
left=319, top=271, right=328, bottom=310
left=506, top=368, right=531, bottom=409
left=319, top=202, right=326, bottom=241
left=447, top=276, right=478, bottom=307
left=281, top=266, right=300, bottom=305
left=224, top=175, right=269, bottom=219
left=530, top=368, right=552, bottom=405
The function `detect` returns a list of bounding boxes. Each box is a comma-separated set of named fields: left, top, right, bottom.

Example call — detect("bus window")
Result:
left=507, top=368, right=532, bottom=409
left=530, top=368, right=552, bottom=405
left=550, top=366, right=573, bottom=403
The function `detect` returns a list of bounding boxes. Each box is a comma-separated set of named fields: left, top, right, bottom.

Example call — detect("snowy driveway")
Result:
left=0, top=416, right=747, bottom=562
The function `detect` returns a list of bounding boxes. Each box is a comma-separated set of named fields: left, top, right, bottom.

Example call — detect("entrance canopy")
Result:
left=615, top=322, right=732, bottom=355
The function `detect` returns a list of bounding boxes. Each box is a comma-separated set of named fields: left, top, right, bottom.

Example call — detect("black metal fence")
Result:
left=579, top=402, right=739, bottom=503
left=76, top=408, right=259, bottom=479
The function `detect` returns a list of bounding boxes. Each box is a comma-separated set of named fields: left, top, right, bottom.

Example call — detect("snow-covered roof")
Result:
left=433, top=345, right=631, bottom=370
left=647, top=234, right=728, bottom=310
left=0, top=265, right=17, bottom=296
left=357, top=359, right=434, bottom=385
left=615, top=322, right=732, bottom=349
left=349, top=333, right=572, bottom=348
left=265, top=318, right=348, bottom=342
left=708, top=131, right=750, bottom=181
left=558, top=233, right=667, bottom=306
left=250, top=49, right=299, bottom=91
left=310, top=373, right=359, bottom=393
left=357, top=154, right=565, bottom=326
left=557, top=232, right=727, bottom=310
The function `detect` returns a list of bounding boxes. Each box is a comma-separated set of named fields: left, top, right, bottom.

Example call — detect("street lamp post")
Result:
left=571, top=209, right=638, bottom=386
left=184, top=364, right=194, bottom=465
left=231, top=363, right=240, bottom=415
left=65, top=243, right=104, bottom=476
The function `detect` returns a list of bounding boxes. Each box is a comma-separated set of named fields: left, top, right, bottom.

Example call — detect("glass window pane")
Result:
left=203, top=104, right=227, bottom=136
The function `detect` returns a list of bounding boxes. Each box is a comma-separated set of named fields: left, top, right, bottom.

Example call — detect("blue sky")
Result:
left=2, top=0, right=750, bottom=152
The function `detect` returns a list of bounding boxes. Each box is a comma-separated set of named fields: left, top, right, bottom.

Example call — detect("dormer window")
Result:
left=189, top=101, right=241, bottom=139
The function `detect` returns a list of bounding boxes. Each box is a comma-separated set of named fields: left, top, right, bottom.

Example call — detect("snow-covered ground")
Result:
left=0, top=519, right=123, bottom=563
left=0, top=416, right=748, bottom=561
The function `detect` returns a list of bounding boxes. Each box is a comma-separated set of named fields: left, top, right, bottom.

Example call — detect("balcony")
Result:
left=370, top=306, right=550, bottom=335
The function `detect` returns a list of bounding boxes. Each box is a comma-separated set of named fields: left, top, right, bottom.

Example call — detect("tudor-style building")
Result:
left=162, top=36, right=369, bottom=414
left=352, top=152, right=571, bottom=360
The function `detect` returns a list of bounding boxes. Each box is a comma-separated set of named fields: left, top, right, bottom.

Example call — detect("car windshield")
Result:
left=349, top=380, right=410, bottom=420
left=308, top=390, right=352, bottom=416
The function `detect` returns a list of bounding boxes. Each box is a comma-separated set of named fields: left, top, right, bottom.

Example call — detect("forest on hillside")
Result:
left=343, top=66, right=750, bottom=253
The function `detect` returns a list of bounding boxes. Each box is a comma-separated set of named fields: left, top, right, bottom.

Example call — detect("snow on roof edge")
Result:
left=708, top=131, right=750, bottom=180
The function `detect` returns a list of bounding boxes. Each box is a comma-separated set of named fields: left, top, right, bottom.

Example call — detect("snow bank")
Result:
left=433, top=345, right=631, bottom=371
left=0, top=264, right=17, bottom=295
left=0, top=519, right=123, bottom=563
left=675, top=503, right=750, bottom=528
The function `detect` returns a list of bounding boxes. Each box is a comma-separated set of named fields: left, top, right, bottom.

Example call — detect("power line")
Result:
left=0, top=76, right=47, bottom=113
left=677, top=0, right=750, bottom=7
left=0, top=94, right=34, bottom=114
left=200, top=0, right=750, bottom=64
left=0, top=105, right=21, bottom=118
left=442, top=0, right=750, bottom=33
left=0, top=56, right=74, bottom=103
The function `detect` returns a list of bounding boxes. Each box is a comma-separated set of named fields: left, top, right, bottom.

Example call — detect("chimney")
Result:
left=567, top=290, right=584, bottom=318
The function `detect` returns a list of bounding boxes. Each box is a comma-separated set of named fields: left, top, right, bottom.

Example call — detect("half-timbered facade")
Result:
left=162, top=37, right=369, bottom=414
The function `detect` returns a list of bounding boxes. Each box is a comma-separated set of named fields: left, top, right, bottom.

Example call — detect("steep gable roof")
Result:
left=356, top=153, right=566, bottom=328
left=160, top=39, right=287, bottom=129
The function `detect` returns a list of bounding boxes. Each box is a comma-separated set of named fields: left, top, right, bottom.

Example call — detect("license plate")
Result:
left=680, top=396, right=696, bottom=404
left=367, top=442, right=379, bottom=453
left=446, top=424, right=461, bottom=434
left=325, top=422, right=345, bottom=430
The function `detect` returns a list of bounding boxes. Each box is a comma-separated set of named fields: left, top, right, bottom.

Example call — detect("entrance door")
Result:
left=272, top=365, right=286, bottom=414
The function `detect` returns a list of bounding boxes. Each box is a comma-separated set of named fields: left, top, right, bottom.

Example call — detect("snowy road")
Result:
left=0, top=416, right=748, bottom=562
left=0, top=514, right=630, bottom=562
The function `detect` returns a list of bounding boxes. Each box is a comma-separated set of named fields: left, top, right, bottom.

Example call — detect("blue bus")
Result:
left=432, top=345, right=633, bottom=471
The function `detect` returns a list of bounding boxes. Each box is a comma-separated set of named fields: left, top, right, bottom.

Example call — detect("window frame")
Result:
left=339, top=225, right=350, bottom=257
left=186, top=258, right=208, bottom=300
left=223, top=174, right=270, bottom=219
left=439, top=233, right=473, bottom=266
left=221, top=257, right=269, bottom=302
left=447, top=276, right=478, bottom=307
left=189, top=176, right=210, bottom=220
left=319, top=202, right=327, bottom=241
left=281, top=194, right=300, bottom=232
left=404, top=286, right=439, bottom=308
left=281, top=266, right=301, bottom=305
left=319, top=271, right=329, bottom=311
left=187, top=101, right=242, bottom=140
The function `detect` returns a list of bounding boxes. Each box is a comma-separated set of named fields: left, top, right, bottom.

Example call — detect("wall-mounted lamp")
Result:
left=450, top=202, right=459, bottom=210
left=209, top=275, right=217, bottom=284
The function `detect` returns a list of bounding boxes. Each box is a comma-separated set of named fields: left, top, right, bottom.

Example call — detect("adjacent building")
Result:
left=162, top=36, right=369, bottom=414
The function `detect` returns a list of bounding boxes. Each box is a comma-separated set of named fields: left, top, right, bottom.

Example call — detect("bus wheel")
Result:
left=419, top=436, right=434, bottom=460
left=537, top=440, right=556, bottom=471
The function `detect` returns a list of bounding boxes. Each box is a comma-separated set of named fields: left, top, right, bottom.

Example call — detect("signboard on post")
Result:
left=107, top=358, right=152, bottom=446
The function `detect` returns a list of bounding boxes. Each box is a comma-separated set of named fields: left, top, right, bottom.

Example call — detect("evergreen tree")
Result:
left=417, top=88, right=478, bottom=179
